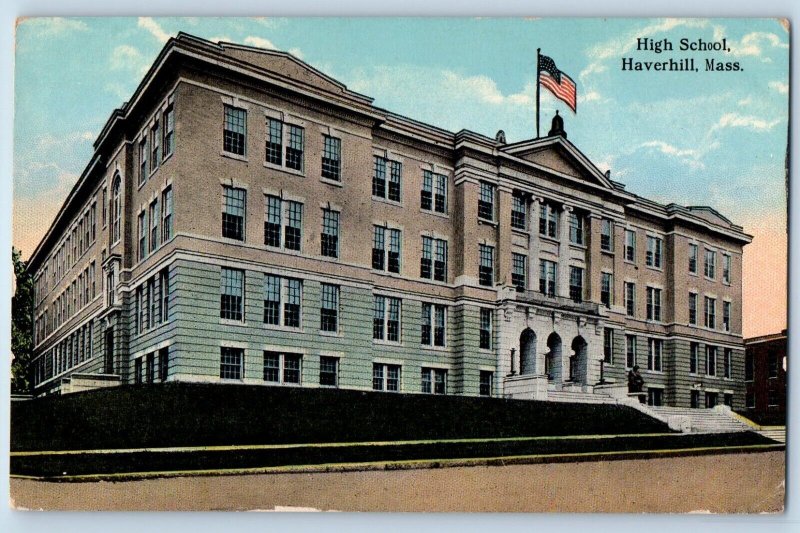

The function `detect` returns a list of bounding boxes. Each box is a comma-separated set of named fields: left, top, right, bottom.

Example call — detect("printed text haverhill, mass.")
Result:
left=622, top=37, right=742, bottom=72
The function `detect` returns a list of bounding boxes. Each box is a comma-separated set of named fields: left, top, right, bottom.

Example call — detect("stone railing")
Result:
left=516, top=290, right=601, bottom=316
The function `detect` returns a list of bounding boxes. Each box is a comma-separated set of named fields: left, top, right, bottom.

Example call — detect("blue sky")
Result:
left=12, top=17, right=789, bottom=335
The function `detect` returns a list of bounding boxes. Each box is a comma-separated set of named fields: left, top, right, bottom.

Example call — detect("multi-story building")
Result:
left=743, top=330, right=787, bottom=423
left=26, top=33, right=752, bottom=407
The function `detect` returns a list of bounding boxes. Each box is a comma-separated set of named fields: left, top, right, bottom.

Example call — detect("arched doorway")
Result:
left=546, top=332, right=562, bottom=382
left=570, top=336, right=588, bottom=384
left=519, top=329, right=537, bottom=374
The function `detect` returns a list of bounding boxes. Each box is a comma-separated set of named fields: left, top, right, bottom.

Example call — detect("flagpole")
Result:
left=536, top=48, right=541, bottom=138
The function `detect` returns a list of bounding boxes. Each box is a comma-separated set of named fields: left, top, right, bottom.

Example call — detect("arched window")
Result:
left=111, top=175, right=121, bottom=243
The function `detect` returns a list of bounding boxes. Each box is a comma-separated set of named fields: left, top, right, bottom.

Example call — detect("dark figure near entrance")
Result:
left=628, top=365, right=645, bottom=403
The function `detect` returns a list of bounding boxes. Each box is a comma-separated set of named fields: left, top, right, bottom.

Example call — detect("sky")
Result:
left=12, top=17, right=789, bottom=337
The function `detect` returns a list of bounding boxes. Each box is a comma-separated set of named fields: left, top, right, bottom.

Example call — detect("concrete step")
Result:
left=647, top=406, right=753, bottom=433
left=547, top=391, right=616, bottom=405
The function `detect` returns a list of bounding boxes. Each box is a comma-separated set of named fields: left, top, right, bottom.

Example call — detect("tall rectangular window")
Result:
left=286, top=124, right=305, bottom=171
left=539, top=203, right=558, bottom=238
left=706, top=345, right=717, bottom=376
left=321, top=135, right=341, bottom=181
left=421, top=236, right=447, bottom=282
left=421, top=303, right=446, bottom=347
left=319, top=356, right=338, bottom=387
left=624, top=229, right=636, bottom=262
left=284, top=201, right=303, bottom=251
left=139, top=137, right=148, bottom=185
left=723, top=301, right=731, bottom=332
left=601, top=272, right=613, bottom=307
left=603, top=328, right=614, bottom=364
left=479, top=244, right=494, bottom=287
left=137, top=210, right=147, bottom=261
left=159, top=268, right=169, bottom=323
left=159, top=346, right=169, bottom=381
left=705, top=296, right=716, bottom=329
left=223, top=105, right=246, bottom=156
left=373, top=363, right=400, bottom=392
left=266, top=118, right=283, bottom=165
left=624, top=282, right=636, bottom=317
left=150, top=119, right=160, bottom=173
left=162, top=105, right=174, bottom=158
left=511, top=193, right=526, bottom=229
left=690, top=342, right=699, bottom=374
left=569, top=266, right=583, bottom=302
left=569, top=212, right=584, bottom=245
left=646, top=287, right=662, bottom=321
left=320, top=284, right=339, bottom=332
left=222, top=186, right=246, bottom=241
left=373, top=295, right=401, bottom=342
left=264, top=274, right=281, bottom=325
left=372, top=226, right=401, bottom=273
left=704, top=249, right=716, bottom=279
left=372, top=156, right=401, bottom=202
left=600, top=219, right=613, bottom=251
left=646, top=236, right=663, bottom=268
left=102, top=186, right=107, bottom=227
left=689, top=292, right=698, bottom=325
left=626, top=335, right=637, bottom=369
left=689, top=243, right=698, bottom=273
left=220, top=268, right=244, bottom=321
left=478, top=182, right=495, bottom=221
left=421, top=368, right=447, bottom=394
left=321, top=209, right=339, bottom=258
left=648, top=338, right=663, bottom=372
left=265, top=195, right=282, bottom=248
left=722, top=253, right=731, bottom=284
left=149, top=199, right=159, bottom=253
left=480, top=371, right=493, bottom=397
left=723, top=348, right=732, bottom=379
left=161, top=186, right=173, bottom=242
left=480, top=308, right=492, bottom=349
left=284, top=278, right=302, bottom=328
left=512, top=253, right=527, bottom=291
left=220, top=347, right=243, bottom=379
left=539, top=260, right=557, bottom=297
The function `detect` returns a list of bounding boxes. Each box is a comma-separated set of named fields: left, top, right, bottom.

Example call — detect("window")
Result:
left=372, top=226, right=401, bottom=273
left=373, top=363, right=400, bottom=392
left=600, top=219, right=613, bottom=251
left=223, top=105, right=246, bottom=156
left=624, top=229, right=636, bottom=262
left=512, top=253, right=527, bottom=291
left=624, top=282, right=636, bottom=317
left=704, top=249, right=716, bottom=279
left=690, top=342, right=699, bottom=374
left=263, top=196, right=303, bottom=251
left=220, top=268, right=244, bottom=321
left=511, top=193, right=526, bottom=229
left=723, top=348, right=732, bottom=379
left=539, top=260, right=557, bottom=297
left=745, top=391, right=755, bottom=408
left=647, top=338, right=663, bottom=372
left=220, top=347, right=244, bottom=379
left=745, top=352, right=754, bottom=381
left=479, top=371, right=493, bottom=397
left=705, top=392, right=718, bottom=408
left=723, top=301, right=731, bottom=332
left=421, top=170, right=448, bottom=213
left=138, top=137, right=148, bottom=186
left=568, top=212, right=584, bottom=245
left=479, top=245, right=494, bottom=287
left=149, top=199, right=159, bottom=253
left=134, top=358, right=143, bottom=384
left=724, top=393, right=733, bottom=408
left=102, top=186, right=107, bottom=227
left=689, top=243, right=698, bottom=273
left=319, top=356, right=338, bottom=386
left=284, top=201, right=303, bottom=251
left=539, top=203, right=558, bottom=238
left=162, top=105, right=174, bottom=159
left=159, top=346, right=169, bottom=381
left=372, top=156, right=401, bottom=202
left=689, top=293, right=698, bottom=325
left=111, top=176, right=121, bottom=244
left=137, top=210, right=147, bottom=261
left=286, top=125, right=304, bottom=171
left=704, top=297, right=716, bottom=329
left=321, top=135, right=341, bottom=181
left=647, top=388, right=663, bottom=407
left=768, top=389, right=779, bottom=407
left=706, top=345, right=717, bottom=376
left=421, top=303, right=446, bottom=347
left=626, top=335, right=637, bottom=369
left=320, top=284, right=339, bottom=332
left=159, top=268, right=169, bottom=323
left=421, top=368, right=447, bottom=394
left=264, top=275, right=302, bottom=328
left=480, top=308, right=492, bottom=350
left=569, top=266, right=583, bottom=302
left=722, top=253, right=731, bottom=284
left=603, top=328, right=614, bottom=364
left=150, top=120, right=160, bottom=173
left=161, top=186, right=173, bottom=242
left=478, top=182, right=495, bottom=221
left=601, top=272, right=613, bottom=307
left=768, top=351, right=778, bottom=378
left=421, top=236, right=447, bottom=282
left=222, top=186, right=246, bottom=241
left=262, top=352, right=302, bottom=384
left=321, top=208, right=339, bottom=258
left=146, top=352, right=155, bottom=383
left=691, top=390, right=700, bottom=409
left=646, top=236, right=663, bottom=268
left=646, top=287, right=662, bottom=321
left=266, top=118, right=283, bottom=165
left=373, top=295, right=401, bottom=342
left=147, top=277, right=157, bottom=328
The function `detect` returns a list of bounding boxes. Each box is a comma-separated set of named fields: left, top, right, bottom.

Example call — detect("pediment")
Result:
left=685, top=206, right=732, bottom=226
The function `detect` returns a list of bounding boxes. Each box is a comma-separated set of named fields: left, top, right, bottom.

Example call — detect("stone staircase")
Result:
left=648, top=406, right=753, bottom=433
left=756, top=428, right=786, bottom=444
left=547, top=389, right=616, bottom=405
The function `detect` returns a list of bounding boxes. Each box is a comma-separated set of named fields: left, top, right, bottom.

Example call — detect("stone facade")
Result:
left=27, top=33, right=751, bottom=407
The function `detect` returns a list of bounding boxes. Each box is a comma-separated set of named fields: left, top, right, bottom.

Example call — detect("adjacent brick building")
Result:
left=743, top=330, right=787, bottom=423
left=26, top=33, right=752, bottom=407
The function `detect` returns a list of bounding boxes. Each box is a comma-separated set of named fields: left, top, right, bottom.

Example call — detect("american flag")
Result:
left=538, top=54, right=577, bottom=113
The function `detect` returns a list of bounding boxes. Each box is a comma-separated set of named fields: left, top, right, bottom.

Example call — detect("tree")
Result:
left=11, top=247, right=33, bottom=394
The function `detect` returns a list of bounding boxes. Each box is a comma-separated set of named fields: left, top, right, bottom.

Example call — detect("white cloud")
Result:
left=288, top=48, right=305, bottom=60
left=738, top=96, right=753, bottom=106
left=110, top=45, right=143, bottom=70
left=243, top=36, right=277, bottom=50
left=138, top=17, right=171, bottom=43
left=640, top=140, right=705, bottom=169
left=714, top=27, right=789, bottom=57
left=579, top=90, right=604, bottom=104
left=440, top=71, right=533, bottom=106
left=768, top=81, right=789, bottom=94
left=588, top=18, right=708, bottom=61
left=22, top=17, right=88, bottom=36
left=209, top=35, right=233, bottom=44
left=712, top=113, right=781, bottom=132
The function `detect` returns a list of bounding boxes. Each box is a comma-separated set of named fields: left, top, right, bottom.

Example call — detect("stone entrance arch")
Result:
left=545, top=332, right=563, bottom=382
left=519, top=328, right=537, bottom=374
left=570, top=336, right=588, bottom=384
